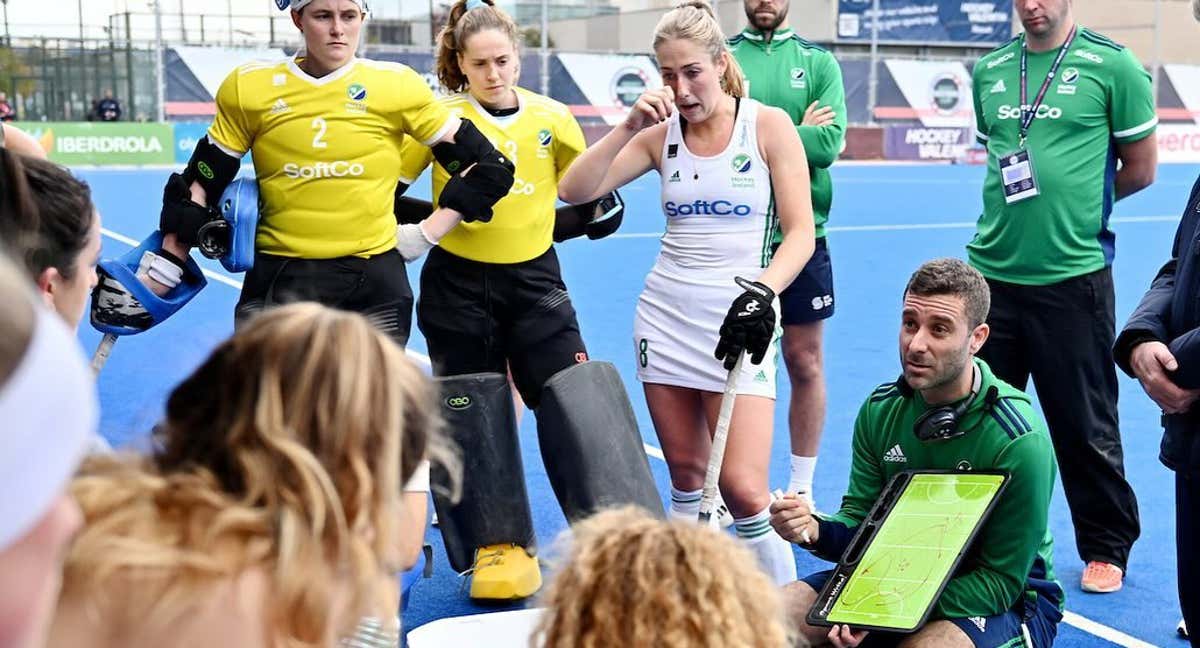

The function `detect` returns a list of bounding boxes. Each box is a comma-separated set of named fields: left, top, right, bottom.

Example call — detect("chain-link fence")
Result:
left=1, top=37, right=156, bottom=122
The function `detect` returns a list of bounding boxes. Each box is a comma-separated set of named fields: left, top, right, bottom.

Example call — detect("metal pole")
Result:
left=2, top=0, right=9, bottom=47
left=540, top=0, right=549, bottom=97
left=227, top=0, right=234, bottom=46
left=78, top=0, right=85, bottom=40
left=866, top=0, right=880, bottom=126
left=154, top=0, right=165, bottom=122
left=124, top=13, right=135, bottom=123
left=1152, top=0, right=1161, bottom=102
left=430, top=0, right=437, bottom=46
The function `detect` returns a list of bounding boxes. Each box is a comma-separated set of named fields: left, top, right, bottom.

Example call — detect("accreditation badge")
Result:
left=998, top=149, right=1039, bottom=204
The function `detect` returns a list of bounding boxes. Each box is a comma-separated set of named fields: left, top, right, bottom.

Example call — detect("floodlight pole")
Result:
left=867, top=0, right=880, bottom=125
left=540, top=0, right=549, bottom=96
left=2, top=0, right=9, bottom=46
left=154, top=0, right=165, bottom=122
left=429, top=0, right=436, bottom=46
left=1152, top=0, right=1161, bottom=101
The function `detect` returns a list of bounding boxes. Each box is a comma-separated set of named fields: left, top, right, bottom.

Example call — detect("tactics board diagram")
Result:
left=811, top=472, right=1008, bottom=632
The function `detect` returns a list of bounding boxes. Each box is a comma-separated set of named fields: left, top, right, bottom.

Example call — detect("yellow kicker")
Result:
left=469, top=543, right=542, bottom=601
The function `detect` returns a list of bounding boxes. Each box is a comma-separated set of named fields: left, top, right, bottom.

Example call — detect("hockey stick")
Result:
left=699, top=352, right=744, bottom=524
left=90, top=333, right=118, bottom=375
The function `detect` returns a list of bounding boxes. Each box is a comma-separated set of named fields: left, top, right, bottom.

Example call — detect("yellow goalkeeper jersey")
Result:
left=399, top=87, right=585, bottom=264
left=207, top=56, right=453, bottom=259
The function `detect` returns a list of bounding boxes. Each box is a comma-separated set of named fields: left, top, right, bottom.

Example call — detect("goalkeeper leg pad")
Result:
left=430, top=372, right=536, bottom=574
left=535, top=361, right=664, bottom=522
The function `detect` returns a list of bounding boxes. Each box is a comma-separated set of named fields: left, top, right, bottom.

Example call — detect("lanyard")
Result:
left=1018, top=24, right=1077, bottom=148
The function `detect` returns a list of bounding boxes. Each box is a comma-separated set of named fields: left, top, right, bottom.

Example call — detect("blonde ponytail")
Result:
left=653, top=0, right=745, bottom=98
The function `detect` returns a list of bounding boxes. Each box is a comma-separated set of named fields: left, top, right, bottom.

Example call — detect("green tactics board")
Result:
left=807, top=471, right=1009, bottom=633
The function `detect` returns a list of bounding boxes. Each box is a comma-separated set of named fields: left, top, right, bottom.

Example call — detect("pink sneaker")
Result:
left=1080, top=561, right=1123, bottom=593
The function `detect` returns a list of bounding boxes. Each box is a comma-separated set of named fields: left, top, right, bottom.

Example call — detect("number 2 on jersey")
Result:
left=312, top=117, right=329, bottom=149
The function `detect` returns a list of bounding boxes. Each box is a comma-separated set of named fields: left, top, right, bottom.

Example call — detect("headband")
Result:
left=0, top=305, right=98, bottom=550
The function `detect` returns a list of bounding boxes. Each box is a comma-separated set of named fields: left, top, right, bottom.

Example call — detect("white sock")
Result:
left=669, top=486, right=702, bottom=522
left=735, top=506, right=798, bottom=585
left=788, top=455, right=817, bottom=497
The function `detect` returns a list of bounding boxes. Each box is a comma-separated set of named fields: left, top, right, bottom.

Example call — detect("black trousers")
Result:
left=979, top=267, right=1140, bottom=569
left=417, top=245, right=587, bottom=408
left=1180, top=472, right=1200, bottom=646
left=234, top=249, right=413, bottom=346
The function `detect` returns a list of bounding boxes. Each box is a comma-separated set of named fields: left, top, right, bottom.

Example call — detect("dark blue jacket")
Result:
left=1115, top=173, right=1200, bottom=474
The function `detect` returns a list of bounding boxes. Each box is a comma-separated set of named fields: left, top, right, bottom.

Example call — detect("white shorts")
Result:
left=632, top=265, right=780, bottom=398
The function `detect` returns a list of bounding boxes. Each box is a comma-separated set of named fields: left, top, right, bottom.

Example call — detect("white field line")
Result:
left=606, top=215, right=1179, bottom=239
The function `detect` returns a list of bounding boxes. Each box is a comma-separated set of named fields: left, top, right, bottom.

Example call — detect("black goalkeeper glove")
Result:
left=584, top=190, right=624, bottom=240
left=552, top=190, right=625, bottom=242
left=714, top=277, right=776, bottom=370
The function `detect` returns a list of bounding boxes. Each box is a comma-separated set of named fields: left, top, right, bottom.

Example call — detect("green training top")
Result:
left=826, top=358, right=1063, bottom=619
left=968, top=27, right=1157, bottom=285
left=729, top=28, right=846, bottom=240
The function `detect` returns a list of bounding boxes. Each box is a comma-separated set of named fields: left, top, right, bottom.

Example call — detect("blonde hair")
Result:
left=435, top=0, right=521, bottom=93
left=61, top=303, right=445, bottom=647
left=653, top=0, right=746, bottom=98
left=533, top=507, right=793, bottom=648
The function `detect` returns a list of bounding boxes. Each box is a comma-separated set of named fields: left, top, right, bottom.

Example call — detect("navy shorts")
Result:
left=800, top=570, right=1062, bottom=648
left=775, top=237, right=834, bottom=325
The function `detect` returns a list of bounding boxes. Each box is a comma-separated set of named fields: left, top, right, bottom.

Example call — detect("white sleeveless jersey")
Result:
left=633, top=97, right=781, bottom=398
left=657, top=97, right=777, bottom=277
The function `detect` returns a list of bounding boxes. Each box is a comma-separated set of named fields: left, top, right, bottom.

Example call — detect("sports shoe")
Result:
left=1179, top=618, right=1188, bottom=638
left=1080, top=561, right=1123, bottom=593
left=468, top=544, right=541, bottom=601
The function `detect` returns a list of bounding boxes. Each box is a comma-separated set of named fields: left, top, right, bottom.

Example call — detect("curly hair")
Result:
left=60, top=303, right=447, bottom=647
left=533, top=507, right=794, bottom=648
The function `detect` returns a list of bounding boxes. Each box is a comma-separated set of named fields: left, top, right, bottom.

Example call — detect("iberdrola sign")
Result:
left=14, top=122, right=175, bottom=165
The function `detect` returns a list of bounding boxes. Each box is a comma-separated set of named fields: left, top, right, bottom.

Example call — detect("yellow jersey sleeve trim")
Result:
left=205, top=133, right=246, bottom=158
left=422, top=115, right=455, bottom=147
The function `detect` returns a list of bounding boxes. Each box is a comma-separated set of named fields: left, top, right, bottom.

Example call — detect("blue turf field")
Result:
left=81, top=162, right=1198, bottom=647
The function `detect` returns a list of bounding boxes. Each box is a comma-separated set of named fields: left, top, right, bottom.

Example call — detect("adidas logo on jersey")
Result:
left=270, top=99, right=291, bottom=115
left=989, top=80, right=1006, bottom=94
left=754, top=370, right=768, bottom=383
left=883, top=444, right=907, bottom=463
left=669, top=170, right=681, bottom=183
